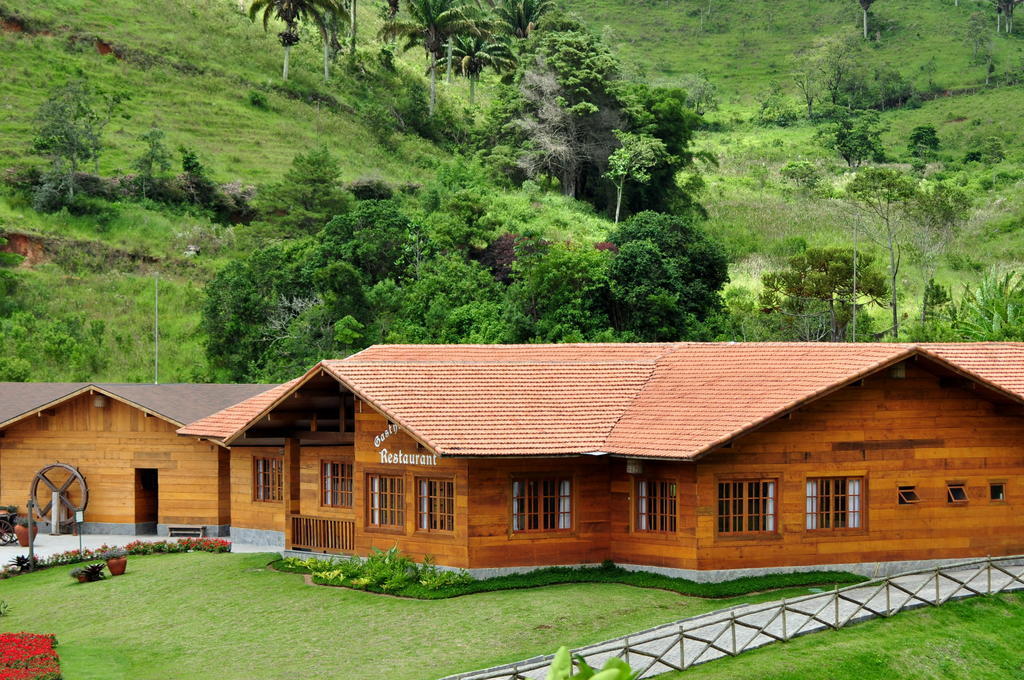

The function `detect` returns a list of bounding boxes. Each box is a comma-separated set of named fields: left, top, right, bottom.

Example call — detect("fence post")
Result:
left=781, top=598, right=788, bottom=641
left=885, top=579, right=891, bottom=617
left=834, top=584, right=840, bottom=628
left=987, top=555, right=993, bottom=595
left=678, top=624, right=686, bottom=669
left=623, top=636, right=630, bottom=667
left=934, top=567, right=941, bottom=605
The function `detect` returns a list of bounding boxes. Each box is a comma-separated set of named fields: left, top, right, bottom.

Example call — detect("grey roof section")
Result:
left=0, top=383, right=276, bottom=429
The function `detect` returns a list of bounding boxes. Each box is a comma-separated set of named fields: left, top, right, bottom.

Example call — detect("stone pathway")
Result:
left=0, top=533, right=271, bottom=562
left=444, top=558, right=1024, bottom=680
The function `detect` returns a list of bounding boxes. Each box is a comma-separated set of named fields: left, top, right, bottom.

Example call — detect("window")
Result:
left=367, top=474, right=404, bottom=528
left=806, top=477, right=862, bottom=530
left=636, top=479, right=677, bottom=533
left=253, top=456, right=282, bottom=502
left=991, top=482, right=1006, bottom=502
left=947, top=482, right=968, bottom=504
left=417, top=478, right=455, bottom=532
left=321, top=460, right=353, bottom=507
left=717, top=480, right=776, bottom=534
left=512, top=478, right=572, bottom=532
left=897, top=485, right=920, bottom=505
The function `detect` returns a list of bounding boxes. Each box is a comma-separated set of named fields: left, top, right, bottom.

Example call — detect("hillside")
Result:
left=1, top=0, right=1023, bottom=382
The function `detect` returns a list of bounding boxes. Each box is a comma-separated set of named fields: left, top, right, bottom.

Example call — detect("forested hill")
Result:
left=0, top=0, right=1021, bottom=383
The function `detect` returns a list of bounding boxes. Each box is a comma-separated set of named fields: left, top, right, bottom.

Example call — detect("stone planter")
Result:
left=14, top=523, right=36, bottom=548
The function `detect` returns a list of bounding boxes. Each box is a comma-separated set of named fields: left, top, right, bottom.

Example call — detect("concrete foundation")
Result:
left=230, top=526, right=285, bottom=548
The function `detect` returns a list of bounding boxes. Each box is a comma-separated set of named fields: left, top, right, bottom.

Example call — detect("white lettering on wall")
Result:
left=377, top=448, right=438, bottom=466
left=373, top=423, right=400, bottom=448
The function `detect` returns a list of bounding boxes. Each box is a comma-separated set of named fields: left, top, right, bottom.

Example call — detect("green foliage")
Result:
left=908, top=125, right=940, bottom=157
left=817, top=109, right=888, bottom=167
left=279, top=555, right=866, bottom=600
left=953, top=270, right=1024, bottom=341
left=253, top=146, right=353, bottom=235
left=754, top=81, right=799, bottom=127
left=779, top=161, right=822, bottom=192
left=760, top=247, right=888, bottom=341
left=546, top=646, right=637, bottom=680
left=607, top=211, right=729, bottom=341
left=131, top=126, right=173, bottom=198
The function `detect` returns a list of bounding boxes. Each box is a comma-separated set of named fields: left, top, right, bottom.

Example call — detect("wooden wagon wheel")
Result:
left=30, top=463, right=89, bottom=530
left=0, top=517, right=14, bottom=546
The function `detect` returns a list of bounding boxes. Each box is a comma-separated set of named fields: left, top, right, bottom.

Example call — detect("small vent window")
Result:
left=990, top=483, right=1006, bottom=502
left=947, top=483, right=968, bottom=504
left=897, top=486, right=919, bottom=505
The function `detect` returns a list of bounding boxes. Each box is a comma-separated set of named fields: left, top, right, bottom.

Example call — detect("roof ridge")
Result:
left=598, top=344, right=682, bottom=450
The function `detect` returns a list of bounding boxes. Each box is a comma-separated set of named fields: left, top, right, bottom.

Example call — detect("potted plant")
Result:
left=70, top=563, right=105, bottom=583
left=13, top=517, right=36, bottom=548
left=103, top=548, right=128, bottom=576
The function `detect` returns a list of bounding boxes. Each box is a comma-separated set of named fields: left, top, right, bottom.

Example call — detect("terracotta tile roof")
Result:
left=177, top=342, right=1024, bottom=459
left=0, top=383, right=275, bottom=430
left=176, top=378, right=304, bottom=440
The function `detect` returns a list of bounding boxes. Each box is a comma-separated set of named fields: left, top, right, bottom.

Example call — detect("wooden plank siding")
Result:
left=691, top=363, right=1024, bottom=570
left=0, top=393, right=226, bottom=527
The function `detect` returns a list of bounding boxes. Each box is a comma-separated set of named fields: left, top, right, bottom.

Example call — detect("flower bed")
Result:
left=1, top=538, right=232, bottom=580
left=0, top=633, right=60, bottom=680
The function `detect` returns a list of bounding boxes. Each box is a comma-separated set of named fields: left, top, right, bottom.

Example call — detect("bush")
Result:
left=779, top=161, right=821, bottom=192
left=248, top=90, right=269, bottom=110
left=279, top=552, right=865, bottom=600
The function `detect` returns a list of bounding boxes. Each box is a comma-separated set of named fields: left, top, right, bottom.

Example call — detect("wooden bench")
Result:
left=166, top=525, right=206, bottom=538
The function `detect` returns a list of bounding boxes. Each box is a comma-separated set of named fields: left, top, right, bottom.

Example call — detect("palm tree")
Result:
left=249, top=0, right=336, bottom=80
left=451, top=33, right=514, bottom=104
left=381, top=0, right=482, bottom=114
left=314, top=0, right=348, bottom=81
left=494, top=0, right=552, bottom=39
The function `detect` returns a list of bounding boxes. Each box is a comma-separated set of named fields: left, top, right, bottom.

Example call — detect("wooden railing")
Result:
left=290, top=515, right=355, bottom=553
left=443, top=555, right=1024, bottom=680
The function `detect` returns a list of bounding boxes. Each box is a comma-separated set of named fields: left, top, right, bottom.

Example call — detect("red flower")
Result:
left=0, top=633, right=60, bottom=679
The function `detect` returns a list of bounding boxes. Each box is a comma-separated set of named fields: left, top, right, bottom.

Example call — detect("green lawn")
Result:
left=677, top=590, right=1024, bottom=680
left=0, top=552, right=843, bottom=680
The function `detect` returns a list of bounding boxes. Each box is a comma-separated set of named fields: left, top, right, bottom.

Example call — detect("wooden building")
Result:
left=0, top=382, right=271, bottom=536
left=178, top=342, right=1024, bottom=578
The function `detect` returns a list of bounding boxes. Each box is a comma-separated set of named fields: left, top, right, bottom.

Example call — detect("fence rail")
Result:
left=443, top=555, right=1024, bottom=680
left=290, top=515, right=354, bottom=552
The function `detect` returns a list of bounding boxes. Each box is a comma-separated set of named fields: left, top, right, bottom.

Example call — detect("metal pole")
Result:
left=154, top=272, right=160, bottom=385
left=26, top=498, right=35, bottom=569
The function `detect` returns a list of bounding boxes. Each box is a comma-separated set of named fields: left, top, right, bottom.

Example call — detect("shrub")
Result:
left=0, top=601, right=8, bottom=617
left=284, top=552, right=865, bottom=600
left=779, top=161, right=821, bottom=192
left=248, top=90, right=269, bottom=110
left=70, top=563, right=106, bottom=582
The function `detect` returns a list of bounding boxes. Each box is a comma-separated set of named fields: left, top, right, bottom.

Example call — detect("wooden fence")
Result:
left=290, top=515, right=354, bottom=552
left=444, top=555, right=1024, bottom=680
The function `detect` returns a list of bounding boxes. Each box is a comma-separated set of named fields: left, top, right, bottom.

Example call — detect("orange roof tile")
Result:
left=177, top=343, right=1024, bottom=458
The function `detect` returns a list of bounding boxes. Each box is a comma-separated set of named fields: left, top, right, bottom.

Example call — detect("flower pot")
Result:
left=14, top=524, right=36, bottom=548
left=106, top=556, right=127, bottom=576
left=76, top=574, right=89, bottom=583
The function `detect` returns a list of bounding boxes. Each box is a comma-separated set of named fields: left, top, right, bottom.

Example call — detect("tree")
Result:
left=603, top=130, right=667, bottom=224
left=494, top=0, right=553, bottom=38
left=256, top=147, right=353, bottom=235
left=680, top=71, right=718, bottom=116
left=856, top=0, right=877, bottom=39
left=815, top=34, right=860, bottom=106
left=451, top=32, right=515, bottom=104
left=314, top=0, right=347, bottom=81
left=907, top=125, right=940, bottom=158
left=32, top=80, right=125, bottom=204
left=760, top=247, right=888, bottom=341
left=381, top=0, right=481, bottom=115
left=846, top=167, right=917, bottom=337
left=905, top=182, right=970, bottom=322
left=792, top=48, right=822, bottom=118
left=248, top=0, right=335, bottom=80
left=818, top=109, right=887, bottom=167
left=607, top=211, right=728, bottom=340
left=131, top=125, right=172, bottom=199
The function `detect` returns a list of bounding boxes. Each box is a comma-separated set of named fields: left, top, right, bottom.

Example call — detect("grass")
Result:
left=0, top=552, right=859, bottom=680
left=674, top=590, right=1024, bottom=679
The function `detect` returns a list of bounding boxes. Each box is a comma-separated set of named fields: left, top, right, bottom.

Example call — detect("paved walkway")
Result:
left=0, top=533, right=272, bottom=561
left=445, top=558, right=1024, bottom=680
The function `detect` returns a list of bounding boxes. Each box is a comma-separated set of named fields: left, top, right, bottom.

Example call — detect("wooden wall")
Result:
left=465, top=457, right=612, bottom=569
left=229, top=446, right=285, bottom=532
left=0, top=393, right=225, bottom=528
left=692, top=361, right=1024, bottom=570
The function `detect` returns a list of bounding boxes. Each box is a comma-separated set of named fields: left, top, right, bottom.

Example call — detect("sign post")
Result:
left=75, top=510, right=85, bottom=555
